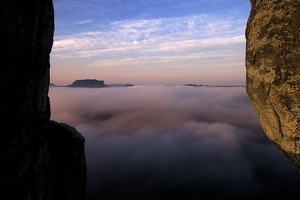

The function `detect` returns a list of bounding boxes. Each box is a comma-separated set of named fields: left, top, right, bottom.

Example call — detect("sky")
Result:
left=49, top=86, right=300, bottom=199
left=50, top=0, right=251, bottom=86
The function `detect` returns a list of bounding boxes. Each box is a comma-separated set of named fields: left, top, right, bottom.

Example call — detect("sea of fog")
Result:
left=49, top=86, right=300, bottom=200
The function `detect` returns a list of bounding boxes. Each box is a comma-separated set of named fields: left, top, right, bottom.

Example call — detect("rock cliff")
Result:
left=246, top=0, right=300, bottom=172
left=0, top=1, right=87, bottom=199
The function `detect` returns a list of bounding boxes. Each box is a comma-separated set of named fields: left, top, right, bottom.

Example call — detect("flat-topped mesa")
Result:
left=68, top=79, right=107, bottom=88
left=246, top=1, right=300, bottom=171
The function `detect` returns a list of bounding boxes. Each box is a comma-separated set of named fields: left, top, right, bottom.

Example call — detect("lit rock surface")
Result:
left=246, top=0, right=300, bottom=171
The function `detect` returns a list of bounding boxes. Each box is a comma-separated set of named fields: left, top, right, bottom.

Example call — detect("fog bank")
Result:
left=49, top=86, right=300, bottom=200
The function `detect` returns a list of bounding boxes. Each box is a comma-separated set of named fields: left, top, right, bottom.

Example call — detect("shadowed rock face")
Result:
left=246, top=0, right=300, bottom=172
left=0, top=0, right=86, bottom=199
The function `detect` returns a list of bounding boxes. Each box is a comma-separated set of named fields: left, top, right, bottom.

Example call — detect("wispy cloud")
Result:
left=50, top=0, right=249, bottom=85
left=52, top=14, right=246, bottom=60
left=74, top=20, right=94, bottom=25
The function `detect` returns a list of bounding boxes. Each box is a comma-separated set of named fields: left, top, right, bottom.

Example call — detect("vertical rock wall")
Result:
left=0, top=1, right=87, bottom=199
left=246, top=0, right=300, bottom=171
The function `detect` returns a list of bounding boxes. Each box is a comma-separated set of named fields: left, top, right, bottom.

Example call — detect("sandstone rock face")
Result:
left=0, top=1, right=86, bottom=199
left=246, top=0, right=300, bottom=169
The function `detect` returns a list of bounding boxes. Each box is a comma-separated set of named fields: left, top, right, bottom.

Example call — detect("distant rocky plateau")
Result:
left=50, top=80, right=135, bottom=88
left=67, top=79, right=107, bottom=88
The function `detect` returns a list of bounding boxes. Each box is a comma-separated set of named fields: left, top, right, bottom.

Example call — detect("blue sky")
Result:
left=51, top=0, right=251, bottom=85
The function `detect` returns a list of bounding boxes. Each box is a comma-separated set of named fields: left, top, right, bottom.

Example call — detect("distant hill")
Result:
left=184, top=84, right=207, bottom=87
left=49, top=83, right=57, bottom=87
left=107, top=84, right=134, bottom=87
left=67, top=79, right=107, bottom=88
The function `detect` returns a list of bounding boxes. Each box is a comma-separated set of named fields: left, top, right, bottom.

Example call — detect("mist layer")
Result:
left=49, top=86, right=300, bottom=200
